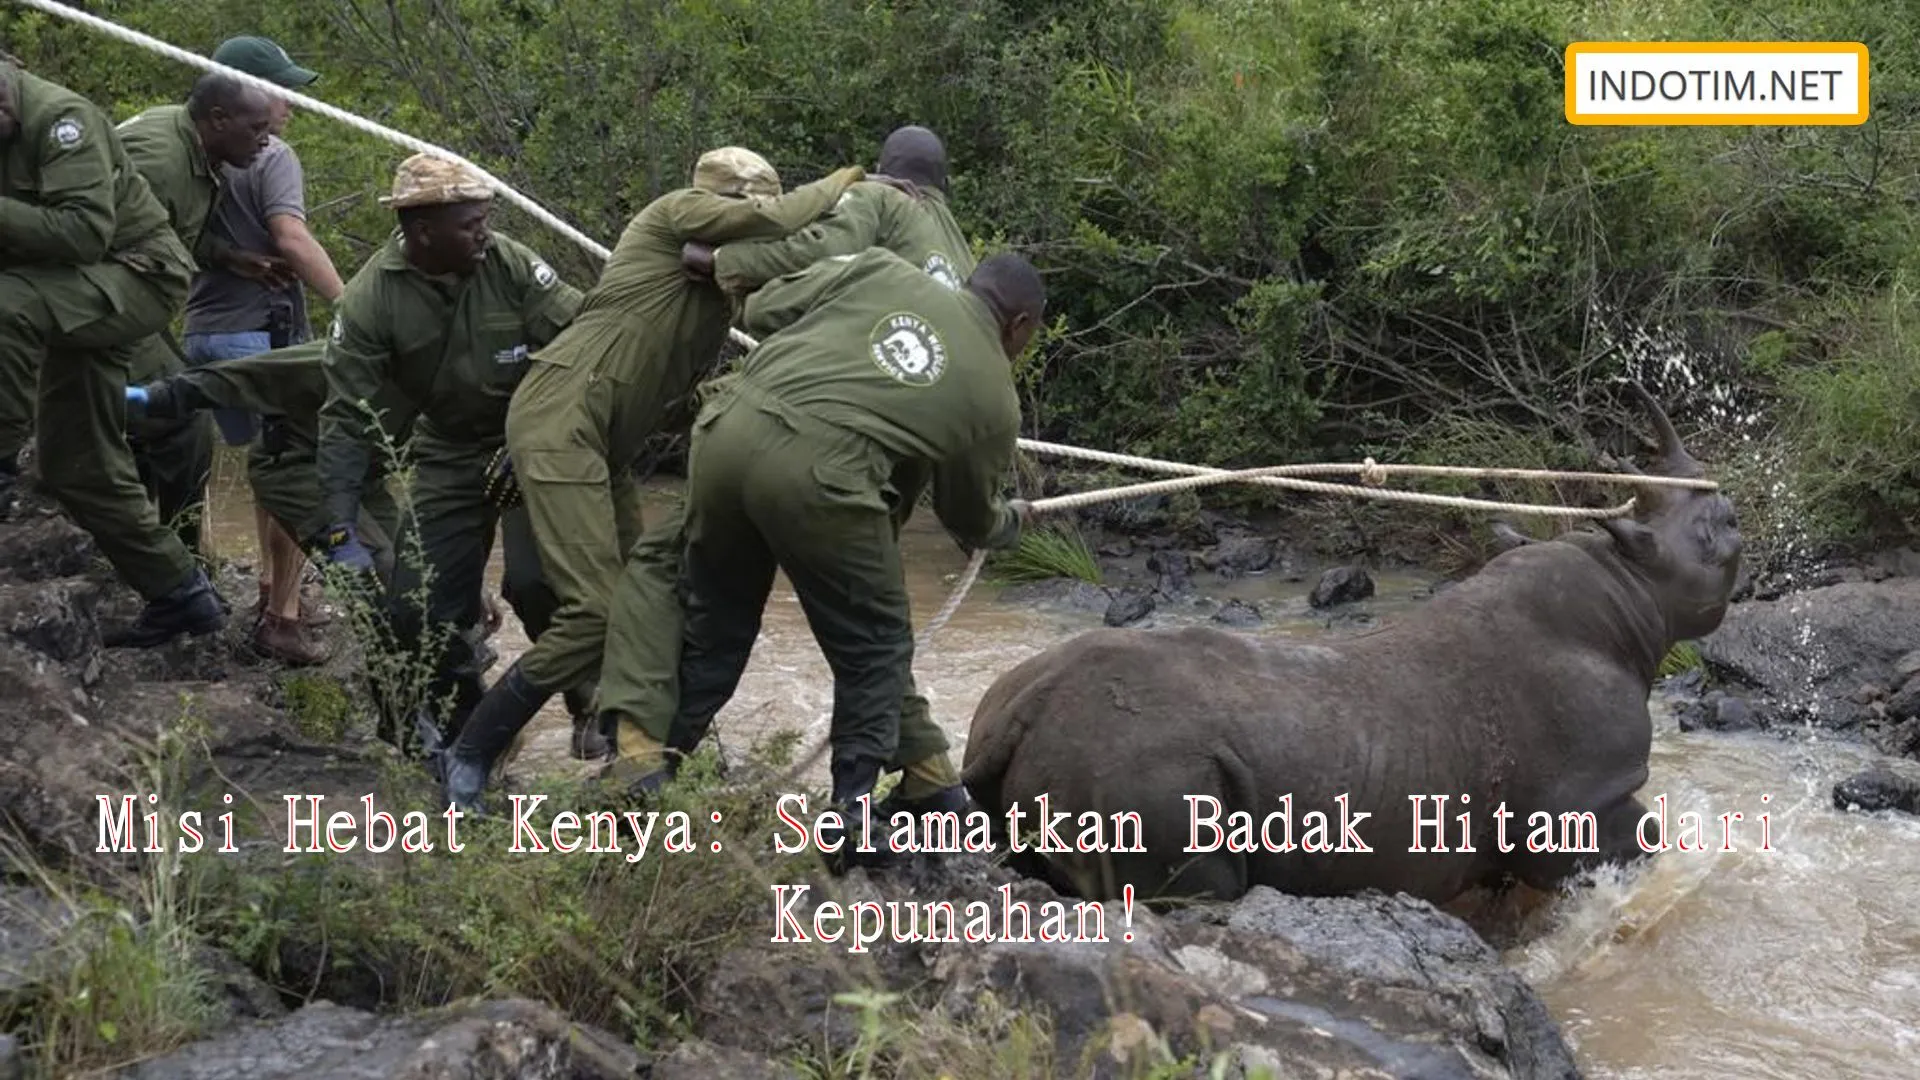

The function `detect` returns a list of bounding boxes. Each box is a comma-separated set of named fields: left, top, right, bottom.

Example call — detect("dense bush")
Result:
left=3, top=0, right=1915, bottom=555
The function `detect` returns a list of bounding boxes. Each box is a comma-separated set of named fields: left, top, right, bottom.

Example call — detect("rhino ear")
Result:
left=1600, top=516, right=1659, bottom=563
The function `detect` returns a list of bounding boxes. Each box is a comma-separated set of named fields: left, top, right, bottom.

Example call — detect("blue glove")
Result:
left=126, top=386, right=148, bottom=408
left=323, top=522, right=376, bottom=573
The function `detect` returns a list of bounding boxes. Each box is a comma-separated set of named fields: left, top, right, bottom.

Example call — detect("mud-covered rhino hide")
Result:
left=961, top=384, right=1743, bottom=906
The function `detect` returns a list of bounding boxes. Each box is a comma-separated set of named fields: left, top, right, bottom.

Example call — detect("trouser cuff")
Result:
left=896, top=752, right=961, bottom=800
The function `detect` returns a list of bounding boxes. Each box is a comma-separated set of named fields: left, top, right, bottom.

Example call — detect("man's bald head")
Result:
left=877, top=125, right=948, bottom=193
left=186, top=71, right=273, bottom=169
left=965, top=252, right=1046, bottom=360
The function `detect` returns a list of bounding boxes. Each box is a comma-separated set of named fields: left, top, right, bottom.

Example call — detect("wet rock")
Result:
left=1699, top=579, right=1920, bottom=732
left=1146, top=550, right=1194, bottom=596
left=0, top=515, right=95, bottom=582
left=1885, top=678, right=1920, bottom=722
left=996, top=578, right=1111, bottom=615
left=1310, top=565, right=1375, bottom=608
left=0, top=885, right=79, bottom=1004
left=1081, top=493, right=1177, bottom=535
left=1103, top=587, right=1156, bottom=627
left=117, top=998, right=643, bottom=1079
left=652, top=1041, right=800, bottom=1080
left=1832, top=762, right=1920, bottom=816
left=698, top=856, right=1577, bottom=1079
left=1869, top=547, right=1920, bottom=580
left=0, top=579, right=99, bottom=663
left=1211, top=599, right=1263, bottom=628
left=1674, top=691, right=1762, bottom=733
left=1895, top=650, right=1920, bottom=683
left=1168, top=889, right=1580, bottom=1079
left=1871, top=718, right=1920, bottom=761
left=1203, top=534, right=1279, bottom=579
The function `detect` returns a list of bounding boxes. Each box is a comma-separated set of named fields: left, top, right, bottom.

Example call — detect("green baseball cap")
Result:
left=211, top=36, right=319, bottom=88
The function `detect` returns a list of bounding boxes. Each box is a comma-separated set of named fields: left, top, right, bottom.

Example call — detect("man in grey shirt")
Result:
left=185, top=36, right=344, bottom=665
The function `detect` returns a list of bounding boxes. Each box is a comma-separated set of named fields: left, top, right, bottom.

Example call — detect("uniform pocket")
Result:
left=479, top=313, right=531, bottom=390
left=520, top=446, right=610, bottom=488
left=809, top=461, right=891, bottom=516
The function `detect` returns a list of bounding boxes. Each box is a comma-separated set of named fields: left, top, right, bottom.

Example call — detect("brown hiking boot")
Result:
left=251, top=612, right=331, bottom=666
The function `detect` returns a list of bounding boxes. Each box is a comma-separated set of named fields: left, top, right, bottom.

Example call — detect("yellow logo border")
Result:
left=1564, top=41, right=1869, bottom=126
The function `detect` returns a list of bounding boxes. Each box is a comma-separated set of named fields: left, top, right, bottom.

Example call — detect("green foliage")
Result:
left=990, top=522, right=1104, bottom=585
left=1659, top=641, right=1705, bottom=679
left=279, top=672, right=354, bottom=742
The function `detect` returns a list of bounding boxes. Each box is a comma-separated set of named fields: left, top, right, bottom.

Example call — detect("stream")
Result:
left=200, top=461, right=1920, bottom=1080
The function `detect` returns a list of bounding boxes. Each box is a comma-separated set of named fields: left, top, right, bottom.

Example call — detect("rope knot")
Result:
left=1359, top=456, right=1387, bottom=487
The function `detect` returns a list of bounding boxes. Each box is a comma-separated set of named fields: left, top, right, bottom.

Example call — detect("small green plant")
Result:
left=990, top=522, right=1103, bottom=585
left=280, top=672, right=355, bottom=742
left=1658, top=640, right=1704, bottom=678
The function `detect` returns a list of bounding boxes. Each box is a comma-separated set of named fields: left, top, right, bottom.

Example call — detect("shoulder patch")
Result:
left=869, top=312, right=948, bottom=387
left=49, top=117, right=84, bottom=150
left=922, top=252, right=962, bottom=291
left=531, top=260, right=557, bottom=288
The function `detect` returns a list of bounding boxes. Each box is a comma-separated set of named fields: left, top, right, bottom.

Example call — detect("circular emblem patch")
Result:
left=532, top=261, right=556, bottom=288
left=869, top=312, right=947, bottom=387
left=923, top=252, right=962, bottom=291
left=50, top=118, right=82, bottom=149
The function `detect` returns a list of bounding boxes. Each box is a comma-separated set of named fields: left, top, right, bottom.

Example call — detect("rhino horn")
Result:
left=1626, top=380, right=1704, bottom=480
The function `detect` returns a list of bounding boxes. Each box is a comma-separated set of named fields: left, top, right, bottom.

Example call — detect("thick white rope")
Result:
left=1014, top=438, right=1719, bottom=493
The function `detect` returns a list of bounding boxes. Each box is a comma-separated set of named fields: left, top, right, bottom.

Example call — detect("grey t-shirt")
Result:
left=184, top=135, right=310, bottom=339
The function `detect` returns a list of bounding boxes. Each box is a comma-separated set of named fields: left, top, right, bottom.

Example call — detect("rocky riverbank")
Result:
left=0, top=478, right=1602, bottom=1077
left=12, top=466, right=1920, bottom=1077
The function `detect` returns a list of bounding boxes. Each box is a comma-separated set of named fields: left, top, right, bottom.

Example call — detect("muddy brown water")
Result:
left=199, top=455, right=1920, bottom=1079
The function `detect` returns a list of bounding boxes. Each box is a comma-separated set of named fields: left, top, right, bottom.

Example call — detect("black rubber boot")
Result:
left=440, top=662, right=552, bottom=816
left=564, top=682, right=611, bottom=761
left=411, top=668, right=486, bottom=779
left=821, top=755, right=889, bottom=874
left=104, top=569, right=227, bottom=648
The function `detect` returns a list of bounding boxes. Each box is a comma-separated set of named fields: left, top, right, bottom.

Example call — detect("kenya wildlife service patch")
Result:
left=869, top=312, right=947, bottom=387
left=50, top=117, right=83, bottom=149
left=923, top=252, right=962, bottom=291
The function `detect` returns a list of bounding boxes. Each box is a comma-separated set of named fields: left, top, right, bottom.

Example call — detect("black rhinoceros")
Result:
left=960, top=385, right=1742, bottom=906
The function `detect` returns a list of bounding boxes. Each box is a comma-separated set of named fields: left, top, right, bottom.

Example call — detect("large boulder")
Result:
left=0, top=510, right=397, bottom=869
left=1698, top=579, right=1920, bottom=734
left=692, top=854, right=1579, bottom=1079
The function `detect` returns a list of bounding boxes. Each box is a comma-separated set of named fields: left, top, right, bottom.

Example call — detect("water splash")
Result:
left=1588, top=298, right=1835, bottom=733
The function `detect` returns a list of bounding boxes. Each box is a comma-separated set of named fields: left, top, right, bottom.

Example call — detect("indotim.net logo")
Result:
left=1565, top=42, right=1868, bottom=125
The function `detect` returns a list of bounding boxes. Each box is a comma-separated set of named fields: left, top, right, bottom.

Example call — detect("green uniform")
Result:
left=601, top=183, right=978, bottom=773
left=0, top=63, right=202, bottom=600
left=667, top=246, right=1023, bottom=776
left=112, top=105, right=228, bottom=560
left=501, top=167, right=863, bottom=699
left=136, top=339, right=406, bottom=578
left=317, top=229, right=581, bottom=724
